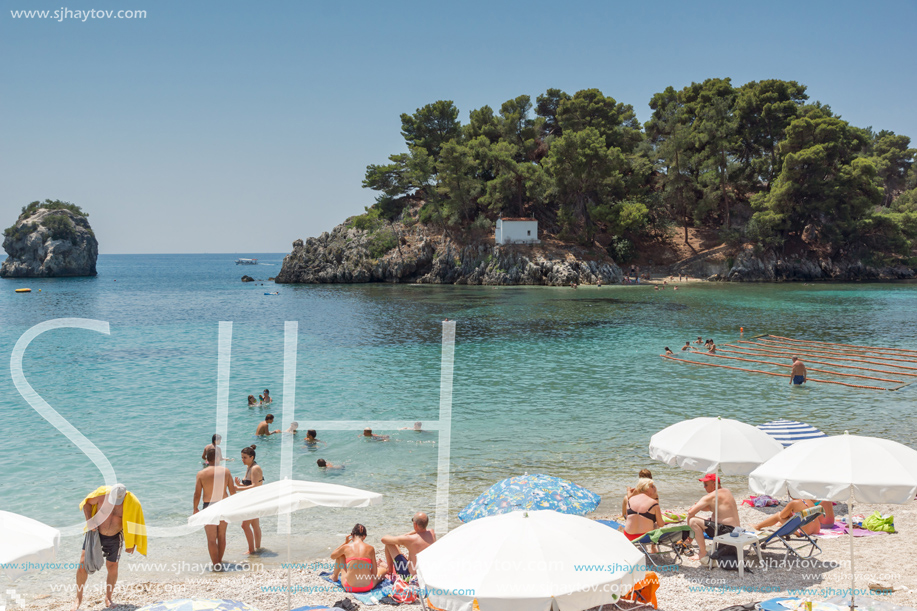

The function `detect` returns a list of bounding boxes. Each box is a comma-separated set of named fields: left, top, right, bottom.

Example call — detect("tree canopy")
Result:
left=359, top=80, right=917, bottom=263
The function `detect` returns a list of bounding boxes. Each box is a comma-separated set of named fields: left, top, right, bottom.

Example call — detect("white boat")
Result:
left=235, top=258, right=258, bottom=265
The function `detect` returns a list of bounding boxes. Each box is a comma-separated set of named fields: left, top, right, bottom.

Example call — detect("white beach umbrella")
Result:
left=649, top=417, right=784, bottom=532
left=757, top=419, right=827, bottom=447
left=416, top=509, right=645, bottom=611
left=188, top=479, right=381, bottom=611
left=0, top=510, right=61, bottom=582
left=748, top=433, right=917, bottom=611
left=187, top=479, right=381, bottom=526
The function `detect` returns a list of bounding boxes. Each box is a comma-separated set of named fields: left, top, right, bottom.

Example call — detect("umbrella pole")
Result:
left=848, top=491, right=855, bottom=611
left=287, top=531, right=292, bottom=611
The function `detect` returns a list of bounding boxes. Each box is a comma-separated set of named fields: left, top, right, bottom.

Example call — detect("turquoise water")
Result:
left=2, top=254, right=916, bottom=591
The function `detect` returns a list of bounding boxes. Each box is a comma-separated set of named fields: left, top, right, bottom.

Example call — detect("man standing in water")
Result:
left=790, top=356, right=807, bottom=385
left=194, top=448, right=237, bottom=570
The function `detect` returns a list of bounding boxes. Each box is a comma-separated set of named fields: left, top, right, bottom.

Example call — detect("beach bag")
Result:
left=863, top=511, right=895, bottom=533
left=390, top=576, right=418, bottom=603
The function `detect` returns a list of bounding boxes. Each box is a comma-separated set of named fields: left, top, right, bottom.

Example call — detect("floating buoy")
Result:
left=740, top=327, right=744, bottom=333
left=15, top=288, right=31, bottom=293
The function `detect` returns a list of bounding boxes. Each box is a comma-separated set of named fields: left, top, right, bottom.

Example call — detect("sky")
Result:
left=2, top=0, right=915, bottom=254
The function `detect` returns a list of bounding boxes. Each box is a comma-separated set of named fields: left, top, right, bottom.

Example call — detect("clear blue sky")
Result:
left=3, top=0, right=915, bottom=254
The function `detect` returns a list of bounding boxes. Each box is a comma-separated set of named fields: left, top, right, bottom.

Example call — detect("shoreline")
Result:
left=20, top=501, right=917, bottom=611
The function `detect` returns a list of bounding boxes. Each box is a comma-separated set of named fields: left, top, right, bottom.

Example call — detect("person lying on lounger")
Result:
left=753, top=498, right=821, bottom=535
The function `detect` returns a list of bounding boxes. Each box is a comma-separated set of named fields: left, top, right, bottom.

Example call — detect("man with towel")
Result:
left=73, top=483, right=146, bottom=610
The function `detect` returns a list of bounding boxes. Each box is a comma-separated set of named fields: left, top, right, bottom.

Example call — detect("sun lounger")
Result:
left=757, top=504, right=824, bottom=561
left=597, top=520, right=692, bottom=567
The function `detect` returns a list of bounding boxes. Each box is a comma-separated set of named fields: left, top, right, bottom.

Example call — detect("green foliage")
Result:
left=367, top=230, right=398, bottom=258
left=400, top=101, right=461, bottom=160
left=3, top=221, right=36, bottom=242
left=18, top=199, right=88, bottom=221
left=42, top=213, right=79, bottom=243
left=606, top=236, right=635, bottom=263
left=358, top=81, right=915, bottom=262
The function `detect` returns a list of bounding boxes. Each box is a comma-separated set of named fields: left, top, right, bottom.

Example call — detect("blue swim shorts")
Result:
left=793, top=375, right=806, bottom=385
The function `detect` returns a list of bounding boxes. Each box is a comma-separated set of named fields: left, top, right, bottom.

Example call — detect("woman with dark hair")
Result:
left=234, top=445, right=263, bottom=554
left=330, top=524, right=380, bottom=593
left=247, top=394, right=259, bottom=407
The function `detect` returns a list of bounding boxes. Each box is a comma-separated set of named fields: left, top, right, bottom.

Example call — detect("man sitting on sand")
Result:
left=193, top=448, right=237, bottom=570
left=377, top=512, right=436, bottom=581
left=256, top=414, right=281, bottom=436
left=686, top=474, right=740, bottom=566
left=790, top=357, right=807, bottom=385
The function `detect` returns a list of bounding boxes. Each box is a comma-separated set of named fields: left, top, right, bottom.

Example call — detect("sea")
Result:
left=2, top=253, right=916, bottom=594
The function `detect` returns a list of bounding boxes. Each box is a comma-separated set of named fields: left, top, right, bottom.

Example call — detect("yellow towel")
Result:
left=80, top=486, right=148, bottom=556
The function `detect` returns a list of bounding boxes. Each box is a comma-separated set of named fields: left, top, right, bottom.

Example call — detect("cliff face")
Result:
left=1, top=208, right=98, bottom=278
left=275, top=222, right=623, bottom=285
left=715, top=246, right=916, bottom=282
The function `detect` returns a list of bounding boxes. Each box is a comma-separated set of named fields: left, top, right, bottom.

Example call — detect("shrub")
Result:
left=43, top=213, right=79, bottom=243
left=349, top=208, right=383, bottom=232
left=471, top=214, right=493, bottom=232
left=3, top=221, right=36, bottom=242
left=18, top=199, right=88, bottom=221
left=607, top=236, right=635, bottom=263
left=368, top=230, right=398, bottom=258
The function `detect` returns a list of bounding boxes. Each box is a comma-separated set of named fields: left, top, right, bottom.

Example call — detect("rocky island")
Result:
left=278, top=82, right=917, bottom=285
left=1, top=200, right=99, bottom=278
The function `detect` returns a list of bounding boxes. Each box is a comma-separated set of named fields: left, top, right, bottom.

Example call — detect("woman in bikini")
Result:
left=330, top=524, right=380, bottom=593
left=234, top=445, right=263, bottom=554
left=623, top=478, right=665, bottom=542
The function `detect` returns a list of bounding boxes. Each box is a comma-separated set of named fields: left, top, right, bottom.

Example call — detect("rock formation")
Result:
left=275, top=221, right=622, bottom=286
left=1, top=202, right=98, bottom=278
left=712, top=245, right=915, bottom=282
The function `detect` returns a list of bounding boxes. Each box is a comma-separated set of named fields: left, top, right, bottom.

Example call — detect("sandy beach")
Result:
left=21, top=500, right=916, bottom=611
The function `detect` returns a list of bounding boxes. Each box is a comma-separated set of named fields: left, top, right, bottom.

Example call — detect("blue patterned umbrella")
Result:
left=458, top=473, right=601, bottom=522
left=758, top=419, right=827, bottom=447
left=138, top=600, right=260, bottom=611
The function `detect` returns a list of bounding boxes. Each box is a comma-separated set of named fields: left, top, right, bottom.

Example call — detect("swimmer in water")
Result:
left=317, top=458, right=344, bottom=470
left=260, top=389, right=272, bottom=404
left=256, top=414, right=281, bottom=436
left=400, top=422, right=423, bottom=432
left=304, top=429, right=319, bottom=445
left=363, top=428, right=390, bottom=441
left=681, top=341, right=692, bottom=351
left=664, top=347, right=674, bottom=355
left=285, top=421, right=299, bottom=434
left=248, top=394, right=259, bottom=407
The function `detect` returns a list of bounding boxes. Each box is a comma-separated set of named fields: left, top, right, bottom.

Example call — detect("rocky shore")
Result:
left=716, top=247, right=917, bottom=282
left=275, top=221, right=623, bottom=286
left=1, top=205, right=98, bottom=278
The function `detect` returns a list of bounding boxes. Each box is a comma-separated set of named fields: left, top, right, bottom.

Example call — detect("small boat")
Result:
left=235, top=258, right=258, bottom=265
left=15, top=288, right=31, bottom=293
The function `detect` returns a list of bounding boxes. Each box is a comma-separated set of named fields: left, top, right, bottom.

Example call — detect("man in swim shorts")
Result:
left=686, top=474, right=740, bottom=566
left=377, top=512, right=436, bottom=580
left=194, top=448, right=237, bottom=570
left=73, top=484, right=136, bottom=610
left=790, top=356, right=807, bottom=385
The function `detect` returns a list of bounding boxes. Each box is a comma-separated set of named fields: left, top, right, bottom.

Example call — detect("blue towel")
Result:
left=597, top=519, right=624, bottom=531
left=318, top=571, right=392, bottom=605
left=756, top=597, right=800, bottom=611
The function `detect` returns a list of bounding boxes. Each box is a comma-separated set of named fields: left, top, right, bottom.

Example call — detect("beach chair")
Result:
left=757, top=504, right=824, bottom=561
left=597, top=521, right=692, bottom=567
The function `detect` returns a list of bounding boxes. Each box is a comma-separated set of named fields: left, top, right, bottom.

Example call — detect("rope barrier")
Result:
left=732, top=342, right=917, bottom=371
left=701, top=352, right=905, bottom=384
left=768, top=335, right=917, bottom=357
left=718, top=347, right=917, bottom=377
left=661, top=354, right=889, bottom=391
left=755, top=338, right=917, bottom=364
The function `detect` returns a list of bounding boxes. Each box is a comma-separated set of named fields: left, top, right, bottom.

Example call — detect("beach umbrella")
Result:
left=457, top=473, right=600, bottom=523
left=748, top=432, right=917, bottom=611
left=757, top=419, right=827, bottom=447
left=137, top=600, right=260, bottom=611
left=0, top=510, right=61, bottom=582
left=188, top=479, right=381, bottom=611
left=417, top=510, right=645, bottom=611
left=649, top=417, right=784, bottom=536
